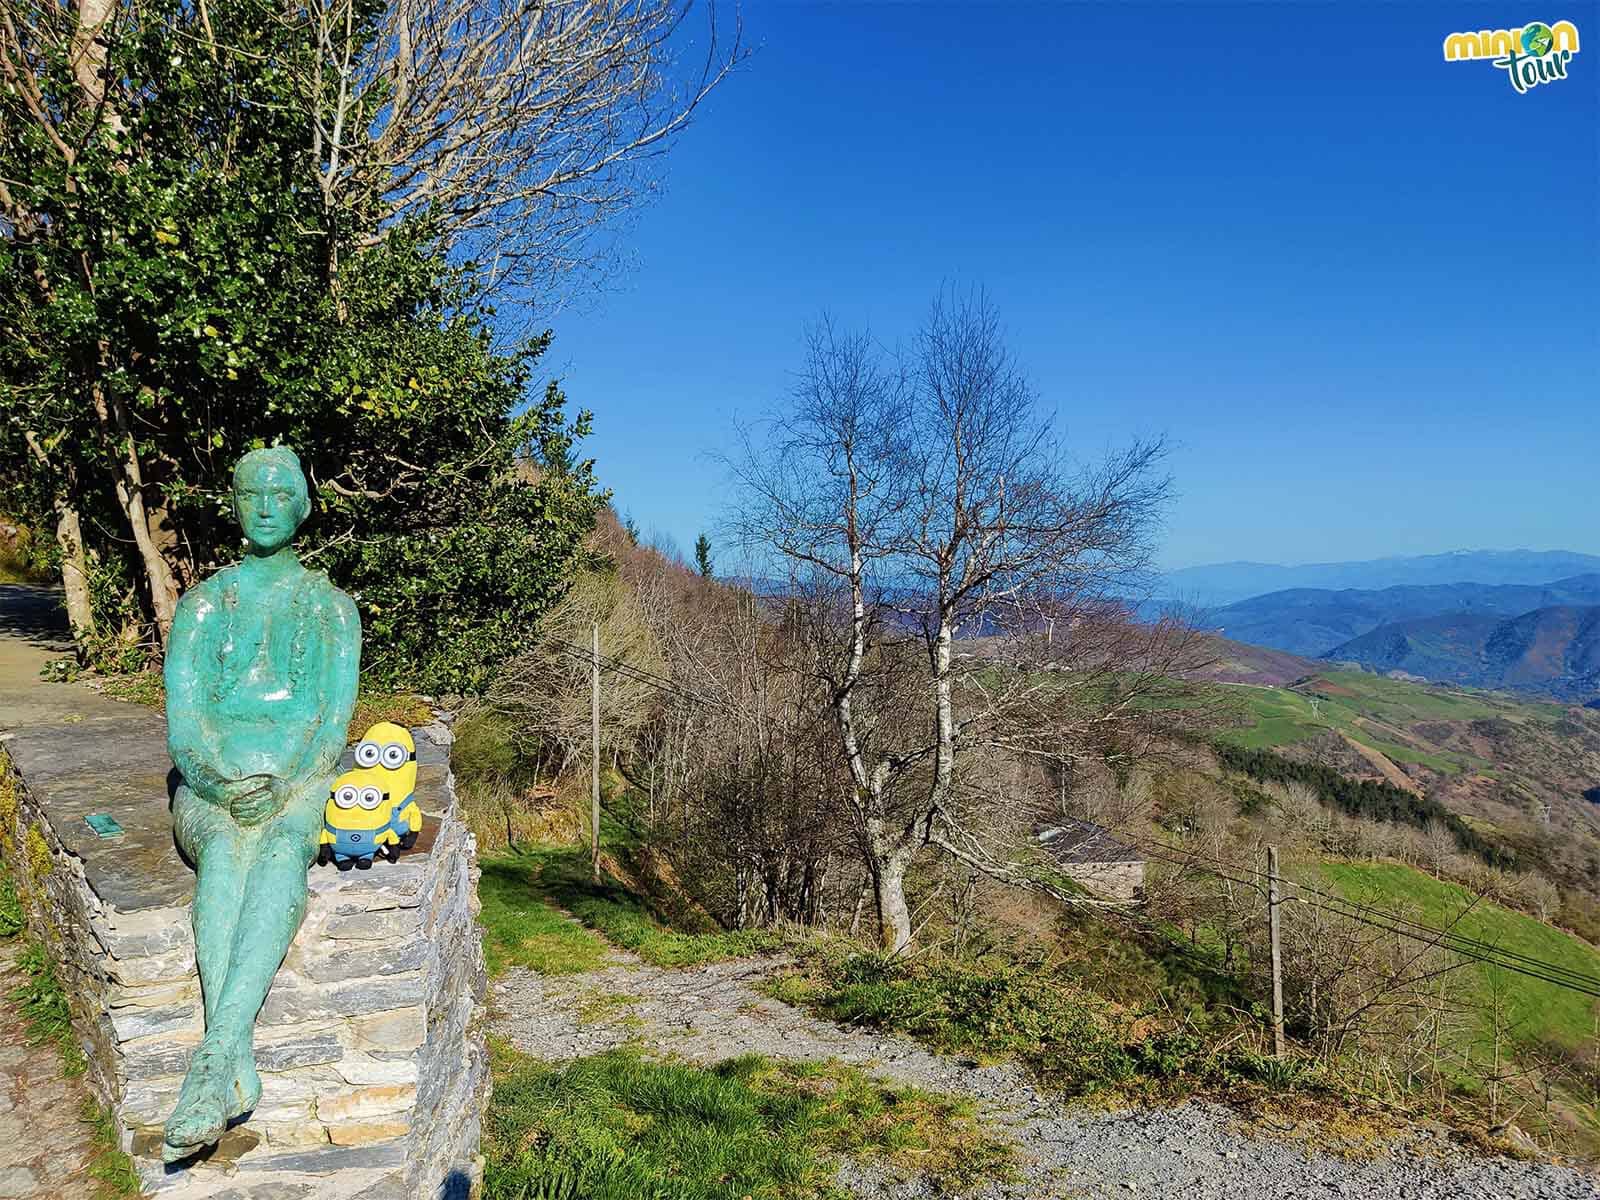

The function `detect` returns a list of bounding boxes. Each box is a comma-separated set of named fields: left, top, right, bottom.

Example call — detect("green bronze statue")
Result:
left=162, top=447, right=360, bottom=1162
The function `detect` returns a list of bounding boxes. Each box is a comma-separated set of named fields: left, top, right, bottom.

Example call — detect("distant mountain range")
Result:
left=1168, top=551, right=1600, bottom=702
left=1208, top=574, right=1600, bottom=657
left=1163, top=549, right=1600, bottom=608
left=1325, top=605, right=1600, bottom=701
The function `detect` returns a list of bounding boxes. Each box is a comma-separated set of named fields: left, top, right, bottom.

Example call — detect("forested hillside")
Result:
left=1327, top=606, right=1600, bottom=702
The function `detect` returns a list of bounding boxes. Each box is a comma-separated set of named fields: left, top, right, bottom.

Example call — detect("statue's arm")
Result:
left=164, top=589, right=229, bottom=798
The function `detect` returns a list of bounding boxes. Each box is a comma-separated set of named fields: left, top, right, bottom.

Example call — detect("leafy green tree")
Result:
left=694, top=533, right=714, bottom=579
left=0, top=1, right=605, bottom=690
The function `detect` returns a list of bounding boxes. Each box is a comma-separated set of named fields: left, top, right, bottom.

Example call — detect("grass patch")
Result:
left=0, top=527, right=52, bottom=585
left=0, top=862, right=22, bottom=939
left=348, top=690, right=435, bottom=741
left=478, top=857, right=611, bottom=977
left=10, top=940, right=86, bottom=1075
left=484, top=1041, right=1011, bottom=1199
left=1321, top=861, right=1600, bottom=1059
left=99, top=670, right=164, bottom=709
left=483, top=846, right=785, bottom=971
left=575, top=987, right=638, bottom=1024
left=1221, top=670, right=1572, bottom=782
left=81, top=1096, right=141, bottom=1198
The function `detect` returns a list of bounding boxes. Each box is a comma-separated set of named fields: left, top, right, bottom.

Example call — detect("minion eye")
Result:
left=334, top=784, right=359, bottom=809
left=358, top=786, right=384, bottom=810
left=354, top=742, right=381, bottom=768
left=381, top=743, right=408, bottom=770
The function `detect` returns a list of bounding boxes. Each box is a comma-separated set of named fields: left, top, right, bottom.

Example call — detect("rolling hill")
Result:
left=1327, top=605, right=1600, bottom=701
left=1218, top=667, right=1600, bottom=890
left=1206, top=573, right=1600, bottom=658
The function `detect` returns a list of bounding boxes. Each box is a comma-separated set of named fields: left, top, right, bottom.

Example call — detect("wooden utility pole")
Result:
left=590, top=622, right=601, bottom=882
left=1268, top=844, right=1285, bottom=1058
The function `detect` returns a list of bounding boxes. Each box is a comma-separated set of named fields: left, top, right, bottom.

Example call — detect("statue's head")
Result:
left=233, top=447, right=311, bottom=554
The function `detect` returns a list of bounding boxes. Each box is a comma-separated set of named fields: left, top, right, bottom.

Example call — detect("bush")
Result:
left=779, top=947, right=1320, bottom=1102
left=797, top=951, right=1137, bottom=1094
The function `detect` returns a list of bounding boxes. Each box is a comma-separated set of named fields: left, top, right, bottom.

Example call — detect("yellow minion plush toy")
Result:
left=318, top=722, right=423, bottom=870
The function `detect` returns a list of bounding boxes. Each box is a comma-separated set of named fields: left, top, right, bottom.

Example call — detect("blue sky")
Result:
left=542, top=2, right=1599, bottom=571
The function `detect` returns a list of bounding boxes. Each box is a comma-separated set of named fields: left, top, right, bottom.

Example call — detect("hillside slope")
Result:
left=1327, top=606, right=1600, bottom=702
left=1209, top=574, right=1600, bottom=657
left=1321, top=861, right=1600, bottom=1056
left=1220, top=669, right=1600, bottom=886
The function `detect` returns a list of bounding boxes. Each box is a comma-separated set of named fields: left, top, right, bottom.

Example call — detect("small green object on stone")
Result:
left=85, top=812, right=124, bottom=838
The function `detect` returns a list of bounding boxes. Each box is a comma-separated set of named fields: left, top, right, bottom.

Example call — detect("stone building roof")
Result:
left=1037, top=818, right=1144, bottom=866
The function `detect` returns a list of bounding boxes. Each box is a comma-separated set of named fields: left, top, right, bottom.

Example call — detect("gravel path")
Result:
left=491, top=950, right=1600, bottom=1200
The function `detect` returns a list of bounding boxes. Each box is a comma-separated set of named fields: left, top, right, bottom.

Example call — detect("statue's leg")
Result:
left=173, top=789, right=248, bottom=1026
left=165, top=787, right=251, bottom=1161
left=207, top=792, right=322, bottom=1117
left=164, top=787, right=319, bottom=1161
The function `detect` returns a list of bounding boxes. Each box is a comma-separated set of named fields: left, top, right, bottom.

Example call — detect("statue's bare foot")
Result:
left=162, top=1039, right=232, bottom=1162
left=228, top=1041, right=262, bottom=1118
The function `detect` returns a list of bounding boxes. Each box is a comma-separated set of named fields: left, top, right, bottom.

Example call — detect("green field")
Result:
left=1221, top=670, right=1535, bottom=774
left=1319, top=861, right=1600, bottom=1057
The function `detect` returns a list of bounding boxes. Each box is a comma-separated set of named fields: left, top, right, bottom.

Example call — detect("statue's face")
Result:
left=234, top=459, right=310, bottom=553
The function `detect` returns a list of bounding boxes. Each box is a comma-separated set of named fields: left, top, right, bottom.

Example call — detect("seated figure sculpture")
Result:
left=161, top=447, right=360, bottom=1162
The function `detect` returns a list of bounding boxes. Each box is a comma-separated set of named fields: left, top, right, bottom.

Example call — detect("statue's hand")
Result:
left=227, top=775, right=282, bottom=826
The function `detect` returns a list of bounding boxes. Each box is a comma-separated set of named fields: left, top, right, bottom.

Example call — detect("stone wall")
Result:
left=1058, top=859, right=1145, bottom=902
left=0, top=709, right=486, bottom=1200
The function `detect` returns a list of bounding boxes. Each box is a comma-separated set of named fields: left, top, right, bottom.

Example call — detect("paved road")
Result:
left=0, top=586, right=131, bottom=732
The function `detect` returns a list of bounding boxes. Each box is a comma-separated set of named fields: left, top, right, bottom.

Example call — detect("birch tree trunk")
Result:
left=874, top=851, right=913, bottom=953
left=53, top=498, right=95, bottom=639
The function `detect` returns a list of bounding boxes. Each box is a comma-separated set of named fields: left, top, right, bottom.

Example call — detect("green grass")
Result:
left=478, top=856, right=611, bottom=977
left=9, top=940, right=86, bottom=1075
left=81, top=1096, right=141, bottom=1198
left=484, top=1041, right=1011, bottom=1200
left=481, top=846, right=784, bottom=974
left=1221, top=670, right=1523, bottom=774
left=1320, top=861, right=1600, bottom=1058
left=0, top=863, right=22, bottom=939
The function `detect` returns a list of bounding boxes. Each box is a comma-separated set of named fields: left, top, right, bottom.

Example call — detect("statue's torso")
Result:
left=175, top=564, right=349, bottom=779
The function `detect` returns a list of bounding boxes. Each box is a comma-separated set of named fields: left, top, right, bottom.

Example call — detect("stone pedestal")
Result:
left=0, top=710, right=487, bottom=1200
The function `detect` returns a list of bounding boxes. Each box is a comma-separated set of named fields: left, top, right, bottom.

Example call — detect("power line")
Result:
left=547, top=638, right=737, bottom=715
left=1125, top=833, right=1600, bottom=985
left=1119, top=832, right=1600, bottom=996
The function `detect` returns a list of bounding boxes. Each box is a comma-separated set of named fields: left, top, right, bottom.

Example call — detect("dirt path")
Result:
left=1339, top=730, right=1423, bottom=794
left=492, top=951, right=1599, bottom=1200
left=0, top=940, right=103, bottom=1200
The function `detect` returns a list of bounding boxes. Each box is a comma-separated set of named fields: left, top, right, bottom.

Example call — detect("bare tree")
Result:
left=489, top=568, right=665, bottom=779
left=730, top=290, right=1207, bottom=952
left=303, top=0, right=745, bottom=312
